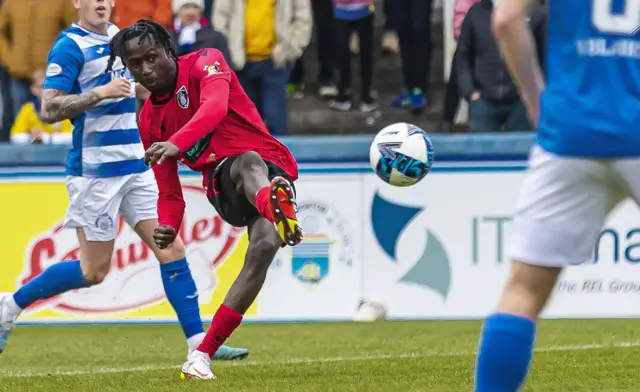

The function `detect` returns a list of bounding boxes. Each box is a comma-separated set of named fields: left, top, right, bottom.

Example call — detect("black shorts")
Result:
left=206, top=155, right=295, bottom=227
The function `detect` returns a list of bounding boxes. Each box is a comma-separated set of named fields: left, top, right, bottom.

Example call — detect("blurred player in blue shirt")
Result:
left=474, top=0, right=640, bottom=390
left=0, top=0, right=246, bottom=362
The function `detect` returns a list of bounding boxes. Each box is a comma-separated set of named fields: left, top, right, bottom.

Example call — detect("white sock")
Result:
left=4, top=295, right=22, bottom=320
left=187, top=332, right=206, bottom=351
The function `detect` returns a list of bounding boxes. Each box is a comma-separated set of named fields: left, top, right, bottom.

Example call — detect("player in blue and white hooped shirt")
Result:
left=0, top=0, right=247, bottom=361
left=473, top=0, right=640, bottom=390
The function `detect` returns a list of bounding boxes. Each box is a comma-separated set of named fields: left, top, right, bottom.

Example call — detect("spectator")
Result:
left=0, top=0, right=76, bottom=142
left=10, top=69, right=72, bottom=145
left=204, top=0, right=214, bottom=20
left=170, top=0, right=231, bottom=61
left=213, top=0, right=312, bottom=136
left=349, top=0, right=399, bottom=55
left=440, top=0, right=480, bottom=132
left=456, top=0, right=546, bottom=132
left=381, top=0, right=399, bottom=55
left=111, top=0, right=173, bottom=29
left=389, top=0, right=434, bottom=114
left=0, top=0, right=5, bottom=141
left=288, top=0, right=337, bottom=100
left=330, top=0, right=377, bottom=112
left=532, top=1, right=548, bottom=72
left=0, top=56, right=6, bottom=141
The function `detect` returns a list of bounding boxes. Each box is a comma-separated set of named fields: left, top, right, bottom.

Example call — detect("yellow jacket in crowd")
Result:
left=0, top=0, right=77, bottom=80
left=213, top=0, right=312, bottom=71
left=10, top=102, right=72, bottom=145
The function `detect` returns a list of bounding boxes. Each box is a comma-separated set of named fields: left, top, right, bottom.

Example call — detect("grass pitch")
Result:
left=1, top=320, right=640, bottom=391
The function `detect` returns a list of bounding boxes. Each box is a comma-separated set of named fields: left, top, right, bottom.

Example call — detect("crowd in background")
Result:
left=441, top=0, right=547, bottom=133
left=0, top=0, right=546, bottom=144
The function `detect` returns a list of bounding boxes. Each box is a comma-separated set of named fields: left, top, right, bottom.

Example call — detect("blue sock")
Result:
left=160, top=258, right=204, bottom=339
left=13, top=260, right=87, bottom=309
left=474, top=313, right=536, bottom=392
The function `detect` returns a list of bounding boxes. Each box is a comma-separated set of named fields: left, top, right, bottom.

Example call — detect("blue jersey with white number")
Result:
left=538, top=0, right=640, bottom=158
left=44, top=23, right=147, bottom=178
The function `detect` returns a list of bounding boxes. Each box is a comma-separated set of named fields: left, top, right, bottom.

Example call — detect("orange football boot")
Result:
left=268, top=176, right=303, bottom=246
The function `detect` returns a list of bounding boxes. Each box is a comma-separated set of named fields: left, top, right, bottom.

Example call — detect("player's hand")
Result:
left=154, top=226, right=177, bottom=249
left=145, top=142, right=181, bottom=166
left=470, top=92, right=481, bottom=101
left=93, top=79, right=132, bottom=100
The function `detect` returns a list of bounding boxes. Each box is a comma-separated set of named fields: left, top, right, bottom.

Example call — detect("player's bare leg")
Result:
left=496, top=262, right=561, bottom=320
left=226, top=218, right=282, bottom=312
left=1, top=229, right=113, bottom=353
left=181, top=152, right=302, bottom=379
left=230, top=151, right=303, bottom=246
left=474, top=261, right=562, bottom=391
left=182, top=217, right=281, bottom=380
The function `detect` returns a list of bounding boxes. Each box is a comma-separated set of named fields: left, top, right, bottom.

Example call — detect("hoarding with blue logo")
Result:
left=3, top=157, right=640, bottom=323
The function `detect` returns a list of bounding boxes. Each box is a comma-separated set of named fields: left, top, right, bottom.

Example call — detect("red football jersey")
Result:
left=138, top=48, right=298, bottom=231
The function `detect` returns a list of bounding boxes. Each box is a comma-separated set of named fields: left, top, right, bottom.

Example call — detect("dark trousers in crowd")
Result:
left=290, top=0, right=335, bottom=86
left=442, top=50, right=461, bottom=125
left=204, top=0, right=214, bottom=21
left=0, top=66, right=10, bottom=142
left=395, top=0, right=434, bottom=92
left=0, top=67, right=32, bottom=142
left=383, top=0, right=395, bottom=31
left=468, top=98, right=532, bottom=133
left=237, top=59, right=291, bottom=136
left=334, top=15, right=375, bottom=103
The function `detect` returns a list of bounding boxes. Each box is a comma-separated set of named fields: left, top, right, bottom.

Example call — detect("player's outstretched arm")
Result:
left=168, top=50, right=232, bottom=153
left=139, top=104, right=186, bottom=242
left=150, top=152, right=185, bottom=247
left=492, top=0, right=544, bottom=124
left=41, top=79, right=132, bottom=124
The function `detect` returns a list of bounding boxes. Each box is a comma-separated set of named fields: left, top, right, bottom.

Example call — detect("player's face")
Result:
left=73, top=0, right=115, bottom=32
left=122, top=37, right=175, bottom=95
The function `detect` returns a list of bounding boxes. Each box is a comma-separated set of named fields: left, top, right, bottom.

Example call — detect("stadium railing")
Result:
left=0, top=132, right=536, bottom=167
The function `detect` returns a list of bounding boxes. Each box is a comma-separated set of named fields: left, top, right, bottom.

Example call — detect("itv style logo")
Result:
left=370, top=192, right=452, bottom=300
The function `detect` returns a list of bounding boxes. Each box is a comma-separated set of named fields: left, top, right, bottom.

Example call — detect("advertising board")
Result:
left=3, top=162, right=639, bottom=323
left=0, top=169, right=363, bottom=323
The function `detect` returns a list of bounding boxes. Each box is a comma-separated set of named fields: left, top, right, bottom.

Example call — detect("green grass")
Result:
left=1, top=320, right=640, bottom=391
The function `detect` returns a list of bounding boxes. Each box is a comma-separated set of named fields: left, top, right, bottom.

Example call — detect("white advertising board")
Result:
left=3, top=162, right=640, bottom=324
left=259, top=173, right=364, bottom=321
left=361, top=166, right=640, bottom=319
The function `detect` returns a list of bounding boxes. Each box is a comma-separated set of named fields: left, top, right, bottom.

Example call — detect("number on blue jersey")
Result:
left=592, top=0, right=640, bottom=35
left=537, top=0, right=640, bottom=158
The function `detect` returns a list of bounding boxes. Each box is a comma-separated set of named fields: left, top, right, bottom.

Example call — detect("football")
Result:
left=369, top=123, right=435, bottom=187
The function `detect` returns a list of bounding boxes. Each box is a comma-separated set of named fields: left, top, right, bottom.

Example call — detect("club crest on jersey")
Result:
left=203, top=62, right=223, bottom=77
left=177, top=86, right=189, bottom=109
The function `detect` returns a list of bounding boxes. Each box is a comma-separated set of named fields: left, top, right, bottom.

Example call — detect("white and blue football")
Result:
left=369, top=123, right=435, bottom=187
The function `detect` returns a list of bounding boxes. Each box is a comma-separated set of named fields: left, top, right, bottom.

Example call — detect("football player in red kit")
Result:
left=107, top=20, right=303, bottom=380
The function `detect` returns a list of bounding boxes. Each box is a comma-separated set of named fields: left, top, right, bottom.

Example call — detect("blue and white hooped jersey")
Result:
left=44, top=22, right=147, bottom=178
left=538, top=0, right=640, bottom=158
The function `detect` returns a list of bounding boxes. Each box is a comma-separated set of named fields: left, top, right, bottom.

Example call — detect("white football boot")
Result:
left=181, top=350, right=216, bottom=380
left=0, top=295, right=20, bottom=353
left=186, top=333, right=249, bottom=361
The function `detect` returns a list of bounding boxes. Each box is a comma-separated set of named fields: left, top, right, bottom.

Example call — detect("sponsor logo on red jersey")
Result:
left=203, top=62, right=225, bottom=77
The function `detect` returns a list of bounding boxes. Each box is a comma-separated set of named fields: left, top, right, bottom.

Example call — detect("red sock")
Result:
left=255, top=186, right=275, bottom=223
left=197, top=305, right=243, bottom=357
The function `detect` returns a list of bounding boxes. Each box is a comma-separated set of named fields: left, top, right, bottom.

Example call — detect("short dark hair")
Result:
left=106, top=19, right=178, bottom=73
